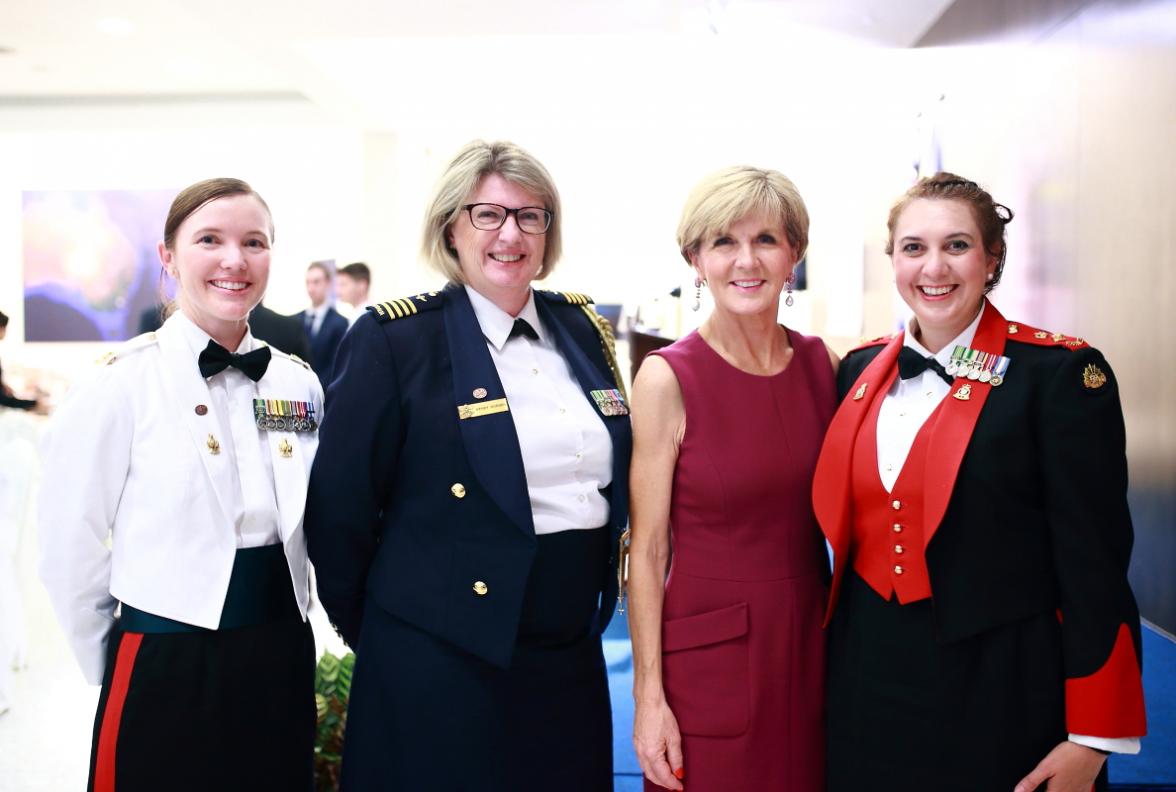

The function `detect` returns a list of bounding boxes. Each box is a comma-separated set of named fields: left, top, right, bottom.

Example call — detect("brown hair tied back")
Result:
left=159, top=177, right=274, bottom=319
left=885, top=172, right=1014, bottom=294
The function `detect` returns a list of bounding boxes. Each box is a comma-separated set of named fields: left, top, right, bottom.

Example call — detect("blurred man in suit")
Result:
left=298, top=261, right=348, bottom=386
left=335, top=262, right=371, bottom=327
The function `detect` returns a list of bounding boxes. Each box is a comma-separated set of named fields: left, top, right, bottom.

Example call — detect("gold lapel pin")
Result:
left=278, top=438, right=293, bottom=458
left=952, top=384, right=972, bottom=401
left=853, top=383, right=868, bottom=401
left=206, top=434, right=221, bottom=455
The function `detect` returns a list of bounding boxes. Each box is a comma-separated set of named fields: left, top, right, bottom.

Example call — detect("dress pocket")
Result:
left=662, top=601, right=750, bottom=737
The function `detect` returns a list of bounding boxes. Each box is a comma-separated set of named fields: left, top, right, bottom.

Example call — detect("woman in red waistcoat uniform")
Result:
left=813, top=173, right=1146, bottom=792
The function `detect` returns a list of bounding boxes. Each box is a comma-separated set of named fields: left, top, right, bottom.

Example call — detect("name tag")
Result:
left=457, top=398, right=509, bottom=420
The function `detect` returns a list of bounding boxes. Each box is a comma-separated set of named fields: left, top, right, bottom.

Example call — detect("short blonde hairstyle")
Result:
left=421, top=140, right=563, bottom=282
left=677, top=166, right=809, bottom=265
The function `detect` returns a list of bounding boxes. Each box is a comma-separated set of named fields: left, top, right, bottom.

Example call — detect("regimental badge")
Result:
left=590, top=389, right=629, bottom=417
left=952, top=384, right=972, bottom=401
left=1034, top=331, right=1048, bottom=339
left=852, top=382, right=868, bottom=401
left=278, top=438, right=293, bottom=458
left=1008, top=323, right=1019, bottom=334
left=1083, top=363, right=1107, bottom=390
left=253, top=399, right=318, bottom=432
left=206, top=434, right=221, bottom=455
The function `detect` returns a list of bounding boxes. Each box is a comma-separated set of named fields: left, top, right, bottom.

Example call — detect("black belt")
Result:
left=120, top=544, right=300, bottom=634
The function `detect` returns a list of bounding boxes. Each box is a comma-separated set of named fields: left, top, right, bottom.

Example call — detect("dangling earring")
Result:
left=785, top=273, right=795, bottom=308
left=692, top=277, right=702, bottom=312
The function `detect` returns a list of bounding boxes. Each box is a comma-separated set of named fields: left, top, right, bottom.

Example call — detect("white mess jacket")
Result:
left=38, top=313, right=323, bottom=684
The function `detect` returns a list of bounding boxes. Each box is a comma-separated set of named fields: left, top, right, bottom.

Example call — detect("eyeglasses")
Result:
left=462, top=203, right=552, bottom=235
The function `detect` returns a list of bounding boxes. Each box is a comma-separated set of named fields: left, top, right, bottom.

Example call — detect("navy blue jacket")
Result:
left=299, top=306, right=348, bottom=386
left=305, top=284, right=631, bottom=668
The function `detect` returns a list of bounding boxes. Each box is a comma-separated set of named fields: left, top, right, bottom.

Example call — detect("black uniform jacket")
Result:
left=305, top=283, right=631, bottom=669
left=812, top=300, right=1146, bottom=738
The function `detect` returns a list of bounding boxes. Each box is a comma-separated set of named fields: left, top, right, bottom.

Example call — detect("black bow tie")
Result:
left=198, top=339, right=271, bottom=382
left=509, top=318, right=539, bottom=342
left=897, top=346, right=953, bottom=385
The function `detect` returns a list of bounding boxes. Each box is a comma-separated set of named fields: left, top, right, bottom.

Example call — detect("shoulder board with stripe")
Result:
left=1005, top=320, right=1089, bottom=350
left=536, top=289, right=595, bottom=306
left=95, top=331, right=158, bottom=366
left=258, top=341, right=312, bottom=371
left=365, top=291, right=443, bottom=323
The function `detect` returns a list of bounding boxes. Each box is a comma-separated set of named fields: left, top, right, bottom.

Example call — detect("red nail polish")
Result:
left=674, top=767, right=685, bottom=780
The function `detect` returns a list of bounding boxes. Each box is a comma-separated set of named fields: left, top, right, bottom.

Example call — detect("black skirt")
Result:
left=827, top=572, right=1108, bottom=792
left=87, top=546, right=315, bottom=792
left=341, top=527, right=613, bottom=792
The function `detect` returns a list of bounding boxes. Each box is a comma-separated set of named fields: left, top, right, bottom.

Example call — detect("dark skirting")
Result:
left=87, top=545, right=316, bottom=792
left=342, top=527, right=613, bottom=792
left=827, top=572, right=1108, bottom=792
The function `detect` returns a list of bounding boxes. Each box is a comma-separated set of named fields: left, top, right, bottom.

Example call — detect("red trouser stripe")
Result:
left=93, top=632, right=144, bottom=792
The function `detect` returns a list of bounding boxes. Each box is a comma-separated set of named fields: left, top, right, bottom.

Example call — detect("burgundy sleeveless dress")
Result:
left=646, top=328, right=835, bottom=792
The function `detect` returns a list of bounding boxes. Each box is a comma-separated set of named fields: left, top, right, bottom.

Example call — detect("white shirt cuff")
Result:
left=1069, top=734, right=1141, bottom=755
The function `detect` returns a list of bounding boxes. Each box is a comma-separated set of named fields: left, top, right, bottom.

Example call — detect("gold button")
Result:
left=894, top=544, right=905, bottom=554
left=894, top=565, right=904, bottom=575
left=892, top=500, right=902, bottom=510
left=893, top=523, right=903, bottom=533
left=473, top=581, right=488, bottom=596
left=451, top=483, right=466, bottom=499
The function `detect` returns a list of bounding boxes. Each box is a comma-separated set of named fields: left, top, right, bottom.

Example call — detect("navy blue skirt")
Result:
left=341, top=527, right=613, bottom=792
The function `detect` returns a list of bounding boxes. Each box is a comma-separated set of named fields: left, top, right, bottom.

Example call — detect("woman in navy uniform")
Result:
left=814, top=173, right=1146, bottom=792
left=39, top=178, right=322, bottom=792
left=305, top=140, right=631, bottom=791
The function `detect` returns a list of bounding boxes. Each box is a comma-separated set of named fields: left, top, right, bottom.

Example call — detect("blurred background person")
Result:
left=38, top=178, right=324, bottom=791
left=299, top=260, right=347, bottom=386
left=335, top=261, right=371, bottom=326
left=306, top=139, right=630, bottom=791
left=250, top=301, right=312, bottom=363
left=814, top=173, right=1146, bottom=792
left=0, top=312, right=48, bottom=415
left=628, top=166, right=835, bottom=791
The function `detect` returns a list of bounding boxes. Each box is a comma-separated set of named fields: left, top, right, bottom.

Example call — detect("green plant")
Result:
left=314, top=649, right=355, bottom=792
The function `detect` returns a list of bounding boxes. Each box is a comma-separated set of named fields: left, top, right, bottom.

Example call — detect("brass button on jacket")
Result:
left=451, top=483, right=466, bottom=499
left=472, top=581, right=488, bottom=596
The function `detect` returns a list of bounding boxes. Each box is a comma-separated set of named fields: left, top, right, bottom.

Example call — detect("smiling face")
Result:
left=447, top=173, right=546, bottom=316
left=891, top=198, right=997, bottom=353
left=159, top=193, right=272, bottom=349
left=688, top=210, right=797, bottom=319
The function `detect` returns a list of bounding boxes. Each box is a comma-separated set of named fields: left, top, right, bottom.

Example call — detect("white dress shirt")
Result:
left=175, top=313, right=281, bottom=548
left=465, top=286, right=612, bottom=535
left=874, top=302, right=1139, bottom=755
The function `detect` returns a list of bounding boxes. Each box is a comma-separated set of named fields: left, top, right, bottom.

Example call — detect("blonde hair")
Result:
left=677, top=166, right=809, bottom=265
left=421, top=140, right=563, bottom=282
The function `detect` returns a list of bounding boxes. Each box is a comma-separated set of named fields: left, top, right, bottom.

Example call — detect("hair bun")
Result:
left=994, top=203, right=1014, bottom=224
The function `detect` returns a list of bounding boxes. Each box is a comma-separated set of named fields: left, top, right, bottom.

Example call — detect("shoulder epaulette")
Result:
left=1005, top=321, right=1089, bottom=350
left=95, top=331, right=158, bottom=366
left=366, top=291, right=443, bottom=323
left=537, top=289, right=594, bottom=306
left=576, top=304, right=628, bottom=402
left=259, top=341, right=312, bottom=371
left=847, top=332, right=897, bottom=354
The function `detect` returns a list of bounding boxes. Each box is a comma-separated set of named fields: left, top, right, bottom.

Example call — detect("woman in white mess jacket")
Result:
left=38, top=178, right=323, bottom=792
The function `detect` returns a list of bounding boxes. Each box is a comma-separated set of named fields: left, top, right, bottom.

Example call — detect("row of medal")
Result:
left=946, top=345, right=1012, bottom=386
left=253, top=398, right=319, bottom=433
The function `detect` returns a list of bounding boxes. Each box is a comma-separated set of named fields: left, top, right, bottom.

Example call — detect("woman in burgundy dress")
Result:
left=629, top=166, right=838, bottom=791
